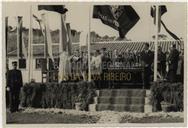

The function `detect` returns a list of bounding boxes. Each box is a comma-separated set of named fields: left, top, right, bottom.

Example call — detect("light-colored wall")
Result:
left=8, top=58, right=42, bottom=83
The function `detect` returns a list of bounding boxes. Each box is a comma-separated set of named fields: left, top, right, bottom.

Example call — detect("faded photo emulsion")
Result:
left=2, top=2, right=187, bottom=127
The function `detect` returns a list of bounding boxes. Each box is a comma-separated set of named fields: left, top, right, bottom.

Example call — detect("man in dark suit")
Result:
left=167, top=44, right=179, bottom=82
left=7, top=61, right=23, bottom=113
left=158, top=46, right=166, bottom=79
left=140, top=43, right=154, bottom=88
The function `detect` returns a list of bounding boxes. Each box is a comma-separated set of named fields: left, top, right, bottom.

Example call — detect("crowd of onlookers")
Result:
left=68, top=43, right=183, bottom=84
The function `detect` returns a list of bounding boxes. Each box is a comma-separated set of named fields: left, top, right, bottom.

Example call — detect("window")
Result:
left=19, top=59, right=26, bottom=69
left=36, top=58, right=47, bottom=71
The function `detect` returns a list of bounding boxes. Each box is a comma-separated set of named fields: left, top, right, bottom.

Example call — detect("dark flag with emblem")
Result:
left=93, top=5, right=140, bottom=38
left=38, top=5, right=68, bottom=14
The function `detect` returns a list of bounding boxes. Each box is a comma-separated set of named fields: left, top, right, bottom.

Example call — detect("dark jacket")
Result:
left=168, top=49, right=179, bottom=70
left=7, top=69, right=23, bottom=91
left=140, top=50, right=154, bottom=68
left=158, top=51, right=166, bottom=70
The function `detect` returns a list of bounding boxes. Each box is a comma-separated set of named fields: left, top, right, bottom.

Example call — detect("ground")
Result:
left=6, top=108, right=184, bottom=124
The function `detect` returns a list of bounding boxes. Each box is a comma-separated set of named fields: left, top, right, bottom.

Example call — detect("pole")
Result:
left=5, top=17, right=8, bottom=71
left=88, top=5, right=92, bottom=82
left=17, top=17, right=19, bottom=61
left=28, top=5, right=33, bottom=82
left=154, top=5, right=159, bottom=82
left=59, top=15, right=62, bottom=56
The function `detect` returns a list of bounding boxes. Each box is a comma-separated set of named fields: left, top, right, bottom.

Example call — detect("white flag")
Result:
left=41, top=13, right=54, bottom=62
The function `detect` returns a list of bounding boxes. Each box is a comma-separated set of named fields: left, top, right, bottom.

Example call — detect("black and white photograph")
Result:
left=1, top=1, right=187, bottom=127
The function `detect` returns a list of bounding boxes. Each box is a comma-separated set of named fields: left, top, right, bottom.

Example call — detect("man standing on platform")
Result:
left=6, top=61, right=23, bottom=113
left=167, top=44, right=179, bottom=82
left=158, top=46, right=166, bottom=79
left=140, top=43, right=154, bottom=89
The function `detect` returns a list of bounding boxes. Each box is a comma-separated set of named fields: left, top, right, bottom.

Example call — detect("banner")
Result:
left=151, top=5, right=180, bottom=41
left=38, top=5, right=68, bottom=14
left=58, top=14, right=69, bottom=83
left=60, top=14, right=68, bottom=52
left=41, top=14, right=54, bottom=62
left=17, top=16, right=23, bottom=58
left=17, top=16, right=27, bottom=58
left=93, top=5, right=140, bottom=38
left=22, top=32, right=28, bottom=58
left=151, top=5, right=167, bottom=32
left=66, top=23, right=72, bottom=55
left=161, top=20, right=180, bottom=41
left=33, top=14, right=45, bottom=36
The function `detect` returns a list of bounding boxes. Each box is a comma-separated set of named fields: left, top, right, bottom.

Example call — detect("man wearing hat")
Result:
left=6, top=61, right=23, bottom=113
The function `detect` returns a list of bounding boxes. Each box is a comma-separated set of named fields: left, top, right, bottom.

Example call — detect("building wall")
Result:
left=8, top=57, right=43, bottom=83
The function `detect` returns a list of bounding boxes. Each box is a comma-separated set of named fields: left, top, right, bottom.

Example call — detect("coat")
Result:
left=168, top=49, right=179, bottom=71
left=7, top=69, right=23, bottom=92
left=140, top=50, right=154, bottom=68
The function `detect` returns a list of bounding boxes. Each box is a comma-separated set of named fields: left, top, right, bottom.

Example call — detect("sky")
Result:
left=3, top=2, right=187, bottom=43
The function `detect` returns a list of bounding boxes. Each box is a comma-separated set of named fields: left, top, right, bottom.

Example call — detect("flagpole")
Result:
left=88, top=5, right=92, bottom=82
left=154, top=5, right=159, bottom=82
left=59, top=14, right=62, bottom=56
left=28, top=5, right=33, bottom=82
left=17, top=17, right=19, bottom=61
left=41, top=13, right=48, bottom=67
left=5, top=17, right=8, bottom=71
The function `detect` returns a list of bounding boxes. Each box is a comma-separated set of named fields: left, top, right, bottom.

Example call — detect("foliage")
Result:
left=20, top=81, right=96, bottom=111
left=150, top=82, right=183, bottom=112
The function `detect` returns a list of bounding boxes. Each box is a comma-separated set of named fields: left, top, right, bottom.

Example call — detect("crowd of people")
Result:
left=68, top=43, right=183, bottom=86
left=6, top=43, right=184, bottom=112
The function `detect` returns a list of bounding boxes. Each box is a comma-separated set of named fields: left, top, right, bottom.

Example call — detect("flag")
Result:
left=22, top=32, right=28, bottom=58
left=151, top=5, right=167, bottom=32
left=150, top=5, right=167, bottom=20
left=60, top=14, right=68, bottom=52
left=33, top=14, right=45, bottom=36
left=38, top=5, right=68, bottom=14
left=93, top=5, right=140, bottom=38
left=80, top=31, right=87, bottom=46
left=151, top=5, right=180, bottom=41
left=161, top=20, right=180, bottom=41
left=58, top=15, right=69, bottom=82
left=41, top=14, right=54, bottom=62
left=66, top=23, right=72, bottom=55
left=17, top=16, right=23, bottom=58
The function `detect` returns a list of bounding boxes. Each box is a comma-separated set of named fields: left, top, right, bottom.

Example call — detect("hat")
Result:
left=12, top=61, right=17, bottom=65
left=12, top=61, right=17, bottom=66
